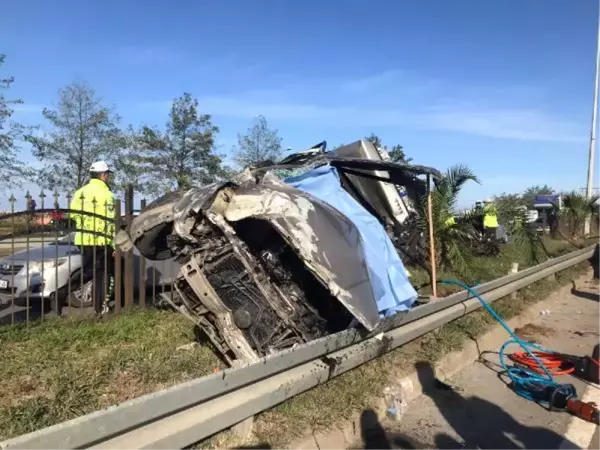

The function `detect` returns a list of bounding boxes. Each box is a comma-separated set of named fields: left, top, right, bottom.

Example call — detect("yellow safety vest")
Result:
left=444, top=216, right=456, bottom=227
left=483, top=204, right=499, bottom=229
left=69, top=179, right=115, bottom=247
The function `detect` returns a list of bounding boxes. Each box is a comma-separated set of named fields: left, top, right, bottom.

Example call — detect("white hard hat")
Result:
left=90, top=161, right=112, bottom=173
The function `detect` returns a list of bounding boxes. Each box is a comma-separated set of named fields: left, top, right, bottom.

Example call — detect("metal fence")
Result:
left=0, top=185, right=178, bottom=327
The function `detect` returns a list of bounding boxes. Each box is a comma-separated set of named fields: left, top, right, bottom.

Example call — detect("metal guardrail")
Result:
left=0, top=245, right=595, bottom=449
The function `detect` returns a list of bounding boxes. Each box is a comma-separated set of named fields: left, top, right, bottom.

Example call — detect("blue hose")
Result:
left=439, top=279, right=576, bottom=408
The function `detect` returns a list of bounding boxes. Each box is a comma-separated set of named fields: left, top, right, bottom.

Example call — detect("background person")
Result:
left=482, top=198, right=499, bottom=241
left=69, top=161, right=116, bottom=315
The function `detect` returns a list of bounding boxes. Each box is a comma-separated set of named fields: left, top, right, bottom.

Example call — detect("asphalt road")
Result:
left=353, top=276, right=600, bottom=449
left=0, top=299, right=94, bottom=325
left=0, top=235, right=60, bottom=253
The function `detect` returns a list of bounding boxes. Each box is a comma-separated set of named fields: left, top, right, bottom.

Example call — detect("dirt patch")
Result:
left=0, top=375, right=51, bottom=409
left=514, top=323, right=555, bottom=342
left=98, top=371, right=167, bottom=407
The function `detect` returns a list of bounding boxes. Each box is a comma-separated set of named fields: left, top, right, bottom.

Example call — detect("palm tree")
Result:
left=505, top=206, right=549, bottom=264
left=413, top=165, right=480, bottom=278
left=560, top=191, right=600, bottom=237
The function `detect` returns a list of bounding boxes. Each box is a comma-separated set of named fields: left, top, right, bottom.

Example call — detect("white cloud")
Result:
left=341, top=70, right=404, bottom=93
left=11, top=104, right=46, bottom=114
left=421, top=104, right=584, bottom=142
left=133, top=70, right=585, bottom=143
left=114, top=45, right=179, bottom=65
left=187, top=96, right=584, bottom=143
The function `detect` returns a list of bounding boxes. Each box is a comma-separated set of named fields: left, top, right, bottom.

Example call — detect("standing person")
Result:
left=482, top=199, right=499, bottom=241
left=69, top=161, right=115, bottom=315
left=483, top=199, right=498, bottom=243
left=473, top=201, right=485, bottom=235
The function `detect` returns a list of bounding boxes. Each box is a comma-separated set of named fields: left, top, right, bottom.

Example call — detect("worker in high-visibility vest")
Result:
left=69, top=161, right=116, bottom=315
left=444, top=215, right=456, bottom=228
left=482, top=198, right=499, bottom=241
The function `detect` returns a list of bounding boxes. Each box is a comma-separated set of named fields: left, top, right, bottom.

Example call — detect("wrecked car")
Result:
left=117, top=140, right=441, bottom=364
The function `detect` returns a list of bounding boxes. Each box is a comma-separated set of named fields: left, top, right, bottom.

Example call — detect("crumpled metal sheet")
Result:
left=168, top=172, right=381, bottom=330
left=123, top=168, right=383, bottom=330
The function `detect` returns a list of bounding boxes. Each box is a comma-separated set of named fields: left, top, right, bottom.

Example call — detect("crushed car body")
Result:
left=118, top=139, right=442, bottom=364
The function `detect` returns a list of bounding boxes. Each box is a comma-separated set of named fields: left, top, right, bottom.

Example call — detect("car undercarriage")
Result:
left=116, top=139, right=442, bottom=364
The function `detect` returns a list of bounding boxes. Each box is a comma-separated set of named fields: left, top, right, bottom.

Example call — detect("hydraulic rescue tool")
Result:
left=441, top=279, right=600, bottom=425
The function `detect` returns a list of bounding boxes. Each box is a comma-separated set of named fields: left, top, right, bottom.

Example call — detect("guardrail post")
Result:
left=124, top=186, right=135, bottom=309
left=229, top=360, right=254, bottom=440
left=510, top=262, right=519, bottom=300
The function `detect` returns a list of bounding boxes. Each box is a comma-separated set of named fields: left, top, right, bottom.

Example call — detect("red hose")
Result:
left=508, top=351, right=576, bottom=376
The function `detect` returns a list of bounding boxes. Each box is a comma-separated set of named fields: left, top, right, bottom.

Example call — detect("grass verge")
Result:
left=0, top=309, right=222, bottom=441
left=0, top=237, right=594, bottom=444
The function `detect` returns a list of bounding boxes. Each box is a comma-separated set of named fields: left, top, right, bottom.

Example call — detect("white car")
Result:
left=0, top=232, right=180, bottom=312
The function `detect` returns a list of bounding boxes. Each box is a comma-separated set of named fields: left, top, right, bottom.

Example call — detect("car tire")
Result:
left=66, top=279, right=93, bottom=308
left=131, top=190, right=185, bottom=260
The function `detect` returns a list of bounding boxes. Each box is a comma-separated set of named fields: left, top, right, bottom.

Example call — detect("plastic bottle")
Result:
left=383, top=384, right=408, bottom=421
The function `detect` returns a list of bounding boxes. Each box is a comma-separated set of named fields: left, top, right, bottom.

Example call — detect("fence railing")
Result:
left=0, top=185, right=178, bottom=327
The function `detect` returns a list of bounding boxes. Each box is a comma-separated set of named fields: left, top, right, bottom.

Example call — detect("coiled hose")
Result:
left=439, top=279, right=577, bottom=409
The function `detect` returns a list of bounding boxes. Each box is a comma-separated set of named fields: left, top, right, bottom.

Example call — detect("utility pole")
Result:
left=585, top=1, right=600, bottom=236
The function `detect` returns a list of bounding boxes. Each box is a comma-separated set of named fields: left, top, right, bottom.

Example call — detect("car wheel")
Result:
left=67, top=280, right=93, bottom=308
left=130, top=190, right=185, bottom=260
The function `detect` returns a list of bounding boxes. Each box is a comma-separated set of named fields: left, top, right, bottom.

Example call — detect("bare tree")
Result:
left=234, top=115, right=283, bottom=168
left=0, top=54, right=33, bottom=189
left=26, top=81, right=125, bottom=192
left=133, top=92, right=223, bottom=196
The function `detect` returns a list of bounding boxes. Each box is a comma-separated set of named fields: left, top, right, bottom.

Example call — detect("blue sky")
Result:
left=2, top=0, right=600, bottom=208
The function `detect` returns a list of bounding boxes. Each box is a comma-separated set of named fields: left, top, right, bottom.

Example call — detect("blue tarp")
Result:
left=285, top=165, right=418, bottom=317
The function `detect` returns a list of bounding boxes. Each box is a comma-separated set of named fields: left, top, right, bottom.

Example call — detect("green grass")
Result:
left=409, top=237, right=593, bottom=297
left=0, top=236, right=595, bottom=445
left=0, top=309, right=222, bottom=441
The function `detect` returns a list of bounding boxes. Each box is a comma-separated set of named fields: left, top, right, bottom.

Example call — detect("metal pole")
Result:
left=585, top=1, right=600, bottom=235
left=426, top=174, right=437, bottom=298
